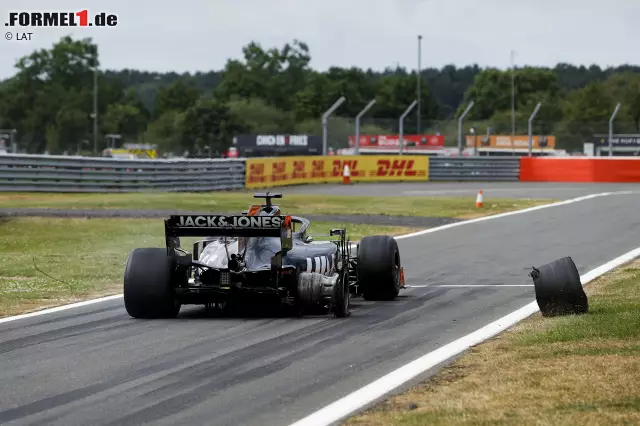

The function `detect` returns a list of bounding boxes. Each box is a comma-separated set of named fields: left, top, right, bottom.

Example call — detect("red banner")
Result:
left=348, top=134, right=445, bottom=149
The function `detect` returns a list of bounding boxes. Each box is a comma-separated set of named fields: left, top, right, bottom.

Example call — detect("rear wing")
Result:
left=164, top=214, right=293, bottom=252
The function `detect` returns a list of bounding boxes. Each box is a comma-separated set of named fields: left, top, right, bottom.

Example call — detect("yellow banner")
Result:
left=465, top=135, right=556, bottom=149
left=108, top=148, right=158, bottom=158
left=245, top=155, right=429, bottom=188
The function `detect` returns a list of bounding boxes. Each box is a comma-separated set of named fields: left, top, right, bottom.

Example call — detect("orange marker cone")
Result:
left=400, top=267, right=405, bottom=288
left=342, top=164, right=351, bottom=184
left=476, top=190, right=484, bottom=208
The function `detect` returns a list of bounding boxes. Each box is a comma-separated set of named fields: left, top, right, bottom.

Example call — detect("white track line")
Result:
left=0, top=294, right=123, bottom=325
left=402, top=187, right=579, bottom=195
left=0, top=190, right=628, bottom=324
left=288, top=247, right=640, bottom=426
left=408, top=284, right=534, bottom=288
left=394, top=191, right=617, bottom=240
left=438, top=284, right=533, bottom=287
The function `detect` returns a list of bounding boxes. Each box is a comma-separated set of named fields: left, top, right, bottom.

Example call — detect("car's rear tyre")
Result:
left=358, top=235, right=401, bottom=301
left=124, top=248, right=181, bottom=319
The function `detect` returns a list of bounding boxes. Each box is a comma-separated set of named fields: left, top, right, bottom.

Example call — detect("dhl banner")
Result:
left=245, top=155, right=429, bottom=188
left=465, top=135, right=556, bottom=149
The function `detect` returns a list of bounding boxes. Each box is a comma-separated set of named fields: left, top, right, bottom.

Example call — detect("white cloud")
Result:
left=1, top=0, right=638, bottom=79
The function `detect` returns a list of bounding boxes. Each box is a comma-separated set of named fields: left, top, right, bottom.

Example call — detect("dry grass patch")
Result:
left=344, top=261, right=640, bottom=426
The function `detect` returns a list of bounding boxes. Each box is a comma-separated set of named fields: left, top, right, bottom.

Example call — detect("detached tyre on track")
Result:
left=123, top=248, right=181, bottom=319
left=358, top=235, right=402, bottom=301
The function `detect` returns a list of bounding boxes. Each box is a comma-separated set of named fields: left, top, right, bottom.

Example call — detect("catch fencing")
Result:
left=428, top=157, right=521, bottom=181
left=0, top=154, right=246, bottom=192
left=0, top=154, right=521, bottom=192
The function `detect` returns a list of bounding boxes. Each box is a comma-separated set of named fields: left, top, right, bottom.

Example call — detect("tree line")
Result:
left=0, top=36, right=639, bottom=155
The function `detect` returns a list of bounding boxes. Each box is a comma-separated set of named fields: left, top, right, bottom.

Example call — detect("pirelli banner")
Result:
left=245, top=155, right=429, bottom=189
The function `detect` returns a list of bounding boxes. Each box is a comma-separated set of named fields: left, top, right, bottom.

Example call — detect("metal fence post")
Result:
left=417, top=34, right=422, bottom=134
left=457, top=101, right=474, bottom=155
left=608, top=103, right=621, bottom=157
left=399, top=100, right=418, bottom=156
left=322, top=97, right=346, bottom=156
left=354, top=99, right=376, bottom=155
left=11, top=129, right=17, bottom=153
left=528, top=102, right=542, bottom=157
left=510, top=50, right=516, bottom=137
left=470, top=127, right=477, bottom=156
left=92, top=66, right=98, bottom=157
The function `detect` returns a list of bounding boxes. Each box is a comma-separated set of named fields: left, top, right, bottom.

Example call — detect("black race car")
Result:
left=123, top=191, right=404, bottom=319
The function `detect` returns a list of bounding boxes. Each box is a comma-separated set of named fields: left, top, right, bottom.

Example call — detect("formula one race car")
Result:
left=123, top=192, right=404, bottom=319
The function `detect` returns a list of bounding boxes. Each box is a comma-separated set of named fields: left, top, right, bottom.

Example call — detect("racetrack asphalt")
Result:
left=270, top=181, right=640, bottom=199
left=1, top=188, right=640, bottom=426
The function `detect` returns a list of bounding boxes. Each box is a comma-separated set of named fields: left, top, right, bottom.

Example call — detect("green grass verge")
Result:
left=0, top=217, right=416, bottom=318
left=0, top=192, right=553, bottom=219
left=344, top=260, right=640, bottom=426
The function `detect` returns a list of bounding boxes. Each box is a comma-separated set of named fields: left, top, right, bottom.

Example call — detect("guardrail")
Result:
left=429, top=157, right=521, bottom=181
left=0, top=154, right=246, bottom=192
left=11, top=153, right=623, bottom=192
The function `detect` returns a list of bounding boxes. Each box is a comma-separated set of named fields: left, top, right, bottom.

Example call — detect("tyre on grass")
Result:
left=358, top=235, right=402, bottom=301
left=530, top=256, right=588, bottom=317
left=123, top=248, right=181, bottom=319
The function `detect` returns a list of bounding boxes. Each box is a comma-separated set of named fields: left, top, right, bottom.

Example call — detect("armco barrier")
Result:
left=520, top=157, right=640, bottom=182
left=428, top=157, right=521, bottom=181
left=245, top=155, right=429, bottom=189
left=0, top=153, right=547, bottom=193
left=0, top=154, right=246, bottom=192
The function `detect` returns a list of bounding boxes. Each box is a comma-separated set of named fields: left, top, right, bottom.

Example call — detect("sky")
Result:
left=1, top=0, right=639, bottom=80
